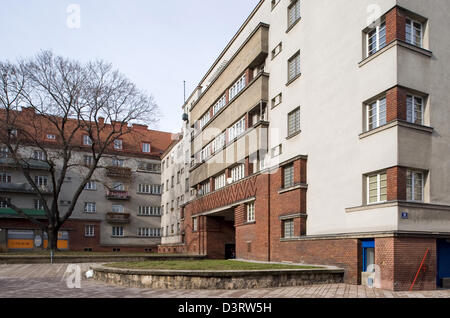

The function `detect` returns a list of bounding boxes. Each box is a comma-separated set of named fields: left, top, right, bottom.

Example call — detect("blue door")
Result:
left=362, top=240, right=375, bottom=272
left=437, top=239, right=450, bottom=287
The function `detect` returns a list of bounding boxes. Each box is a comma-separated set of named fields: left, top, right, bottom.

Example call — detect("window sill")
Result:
left=281, top=236, right=302, bottom=242
left=359, top=120, right=433, bottom=139
left=243, top=221, right=256, bottom=226
left=347, top=201, right=450, bottom=213
left=286, top=73, right=301, bottom=86
left=286, top=130, right=301, bottom=140
left=278, top=183, right=308, bottom=194
left=359, top=40, right=432, bottom=68
left=286, top=18, right=301, bottom=33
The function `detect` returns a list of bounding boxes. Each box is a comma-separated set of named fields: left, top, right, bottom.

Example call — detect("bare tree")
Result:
left=0, top=51, right=159, bottom=253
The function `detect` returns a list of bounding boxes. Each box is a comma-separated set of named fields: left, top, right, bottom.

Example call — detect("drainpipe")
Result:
left=267, top=171, right=271, bottom=262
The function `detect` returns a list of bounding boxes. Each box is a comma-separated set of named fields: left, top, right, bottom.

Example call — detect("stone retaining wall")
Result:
left=93, top=266, right=345, bottom=289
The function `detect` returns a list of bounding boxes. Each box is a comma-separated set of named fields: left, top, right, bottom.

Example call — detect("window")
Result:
left=0, top=147, right=10, bottom=158
left=83, top=135, right=92, bottom=146
left=177, top=171, right=181, bottom=184
left=0, top=173, right=11, bottom=184
left=271, top=93, right=282, bottom=108
left=35, top=199, right=45, bottom=210
left=84, top=155, right=94, bottom=166
left=199, top=112, right=211, bottom=130
left=406, top=95, right=424, bottom=125
left=407, top=170, right=424, bottom=202
left=112, top=182, right=124, bottom=191
left=84, top=202, right=96, bottom=213
left=212, top=132, right=226, bottom=153
left=33, top=150, right=46, bottom=161
left=368, top=172, right=387, bottom=204
left=283, top=219, right=295, bottom=238
left=271, top=0, right=281, bottom=10
left=215, top=174, right=226, bottom=190
left=112, top=158, right=124, bottom=167
left=85, top=225, right=95, bottom=237
left=200, top=181, right=210, bottom=196
left=138, top=184, right=161, bottom=195
left=271, top=43, right=282, bottom=59
left=406, top=19, right=423, bottom=47
left=247, top=202, right=255, bottom=222
left=229, top=74, right=246, bottom=100
left=213, top=95, right=227, bottom=116
left=185, top=178, right=190, bottom=193
left=366, top=97, right=387, bottom=131
left=171, top=176, right=175, bottom=188
left=200, top=144, right=212, bottom=161
left=84, top=180, right=96, bottom=190
left=112, top=205, right=124, bottom=213
left=231, top=164, right=245, bottom=183
left=142, top=143, right=151, bottom=153
left=288, top=107, right=301, bottom=137
left=288, top=52, right=301, bottom=82
left=46, top=134, right=56, bottom=140
left=138, top=228, right=161, bottom=238
left=367, top=21, right=386, bottom=56
left=283, top=164, right=295, bottom=188
left=35, top=176, right=48, bottom=187
left=138, top=206, right=161, bottom=216
left=228, top=117, right=246, bottom=142
left=112, top=226, right=124, bottom=237
left=193, top=217, right=198, bottom=232
left=0, top=197, right=10, bottom=208
left=288, top=0, right=301, bottom=29
left=113, top=139, right=123, bottom=150
left=138, top=162, right=161, bottom=172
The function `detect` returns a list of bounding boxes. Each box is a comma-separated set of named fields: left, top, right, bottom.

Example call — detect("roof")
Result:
left=0, top=107, right=175, bottom=159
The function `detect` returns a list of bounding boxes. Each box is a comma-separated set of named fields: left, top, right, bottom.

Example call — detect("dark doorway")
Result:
left=437, top=239, right=450, bottom=288
left=225, top=244, right=236, bottom=259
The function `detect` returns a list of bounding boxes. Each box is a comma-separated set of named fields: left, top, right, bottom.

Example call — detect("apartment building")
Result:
left=159, top=106, right=193, bottom=253
left=181, top=0, right=450, bottom=291
left=0, top=108, right=173, bottom=252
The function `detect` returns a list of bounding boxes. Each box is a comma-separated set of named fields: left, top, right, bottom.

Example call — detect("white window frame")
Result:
left=212, top=132, right=226, bottom=153
left=215, top=173, right=226, bottom=190
left=231, top=164, right=245, bottom=183
left=192, top=217, right=198, bottom=232
left=33, top=150, right=46, bottom=161
left=112, top=158, right=124, bottom=167
left=288, top=107, right=301, bottom=136
left=83, top=135, right=92, bottom=146
left=112, top=226, right=124, bottom=237
left=34, top=176, right=48, bottom=187
left=213, top=95, right=227, bottom=116
left=367, top=172, right=388, bottom=205
left=405, top=18, right=423, bottom=48
left=199, top=112, right=211, bottom=130
left=0, top=173, right=12, bottom=184
left=84, top=180, right=97, bottom=190
left=201, top=181, right=211, bottom=195
left=407, top=170, right=424, bottom=202
left=229, top=74, right=246, bottom=100
left=288, top=52, right=301, bottom=82
left=288, top=0, right=301, bottom=29
left=247, top=202, right=255, bottom=222
left=85, top=225, right=95, bottom=237
left=283, top=219, right=295, bottom=239
left=0, top=197, right=10, bottom=208
left=35, top=199, right=45, bottom=210
left=366, top=21, right=387, bottom=57
left=84, top=155, right=94, bottom=166
left=84, top=202, right=96, bottom=213
left=406, top=95, right=424, bottom=125
left=112, top=205, right=124, bottom=213
left=113, top=139, right=123, bottom=150
left=142, top=143, right=151, bottom=153
left=366, top=97, right=387, bottom=131
left=46, top=134, right=56, bottom=140
left=227, top=117, right=246, bottom=142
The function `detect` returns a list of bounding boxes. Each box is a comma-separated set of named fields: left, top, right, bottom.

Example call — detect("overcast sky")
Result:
left=0, top=0, right=260, bottom=133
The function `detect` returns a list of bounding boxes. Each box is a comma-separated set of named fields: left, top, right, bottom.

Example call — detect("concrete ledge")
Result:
left=92, top=265, right=344, bottom=290
left=0, top=254, right=206, bottom=264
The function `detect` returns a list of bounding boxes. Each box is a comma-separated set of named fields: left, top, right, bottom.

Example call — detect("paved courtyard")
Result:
left=0, top=263, right=449, bottom=298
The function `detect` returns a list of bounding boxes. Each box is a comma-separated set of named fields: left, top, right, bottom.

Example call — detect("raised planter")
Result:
left=93, top=265, right=344, bottom=290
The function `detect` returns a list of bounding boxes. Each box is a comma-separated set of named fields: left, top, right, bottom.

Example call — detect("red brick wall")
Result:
left=376, top=237, right=436, bottom=291
left=386, top=7, right=406, bottom=43
left=387, top=166, right=407, bottom=201
left=386, top=86, right=407, bottom=122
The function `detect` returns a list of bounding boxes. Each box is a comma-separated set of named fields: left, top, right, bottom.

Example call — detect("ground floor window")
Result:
left=112, top=226, right=124, bottom=237
left=283, top=219, right=295, bottom=238
left=362, top=240, right=375, bottom=272
left=85, top=225, right=95, bottom=237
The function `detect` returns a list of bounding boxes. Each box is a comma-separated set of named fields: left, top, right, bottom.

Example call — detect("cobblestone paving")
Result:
left=0, top=264, right=449, bottom=298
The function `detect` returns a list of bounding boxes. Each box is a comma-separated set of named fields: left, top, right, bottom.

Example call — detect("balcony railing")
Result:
left=0, top=183, right=52, bottom=194
left=105, top=166, right=132, bottom=178
left=106, top=190, right=131, bottom=200
left=106, top=212, right=131, bottom=224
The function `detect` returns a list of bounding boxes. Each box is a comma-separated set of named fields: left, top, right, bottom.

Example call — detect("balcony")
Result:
left=0, top=183, right=52, bottom=195
left=106, top=190, right=131, bottom=200
left=0, top=158, right=51, bottom=171
left=106, top=212, right=131, bottom=224
left=106, top=166, right=132, bottom=179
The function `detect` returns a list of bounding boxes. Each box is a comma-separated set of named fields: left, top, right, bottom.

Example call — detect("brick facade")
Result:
left=387, top=166, right=407, bottom=201
left=386, top=86, right=408, bottom=122
left=386, top=7, right=407, bottom=44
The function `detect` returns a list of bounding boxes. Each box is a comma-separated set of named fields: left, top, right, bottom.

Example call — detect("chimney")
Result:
left=132, top=124, right=149, bottom=131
